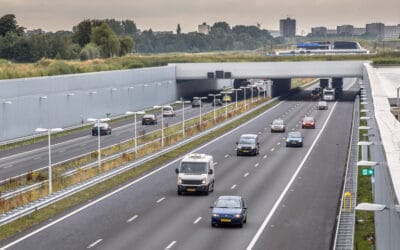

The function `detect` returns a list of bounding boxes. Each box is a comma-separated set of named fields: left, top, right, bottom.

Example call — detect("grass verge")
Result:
left=0, top=98, right=279, bottom=240
left=354, top=104, right=375, bottom=250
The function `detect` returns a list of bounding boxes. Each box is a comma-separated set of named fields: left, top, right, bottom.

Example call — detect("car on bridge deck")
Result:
left=286, top=131, right=304, bottom=147
left=192, top=98, right=203, bottom=107
left=211, top=196, right=247, bottom=228
left=302, top=116, right=316, bottom=129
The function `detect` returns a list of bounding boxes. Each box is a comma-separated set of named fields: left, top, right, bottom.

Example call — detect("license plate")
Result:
left=187, top=188, right=196, bottom=192
left=220, top=218, right=231, bottom=223
left=242, top=150, right=249, bottom=153
left=291, top=142, right=296, bottom=144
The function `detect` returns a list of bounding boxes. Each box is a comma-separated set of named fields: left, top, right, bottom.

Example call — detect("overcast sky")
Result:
left=1, top=0, right=400, bottom=34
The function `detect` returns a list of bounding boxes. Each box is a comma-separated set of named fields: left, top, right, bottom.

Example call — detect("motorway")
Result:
left=0, top=102, right=220, bottom=180
left=0, top=79, right=358, bottom=250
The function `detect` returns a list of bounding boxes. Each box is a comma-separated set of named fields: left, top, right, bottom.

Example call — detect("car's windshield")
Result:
left=288, top=133, right=301, bottom=138
left=163, top=107, right=172, bottom=111
left=239, top=137, right=255, bottom=145
left=180, top=162, right=208, bottom=174
left=144, top=115, right=154, bottom=118
left=215, top=199, right=241, bottom=208
left=272, top=120, right=284, bottom=125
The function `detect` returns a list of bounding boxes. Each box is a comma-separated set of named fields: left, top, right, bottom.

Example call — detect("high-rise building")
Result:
left=198, top=22, right=210, bottom=35
left=280, top=18, right=296, bottom=37
left=366, top=22, right=385, bottom=38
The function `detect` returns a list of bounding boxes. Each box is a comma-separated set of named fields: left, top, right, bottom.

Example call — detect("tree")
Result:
left=122, top=20, right=137, bottom=35
left=211, top=22, right=231, bottom=33
left=0, top=14, right=24, bottom=37
left=72, top=19, right=92, bottom=47
left=91, top=23, right=120, bottom=57
left=177, top=24, right=181, bottom=35
left=119, top=36, right=134, bottom=56
left=79, top=43, right=100, bottom=61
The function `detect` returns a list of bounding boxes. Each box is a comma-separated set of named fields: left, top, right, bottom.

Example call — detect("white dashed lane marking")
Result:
left=255, top=163, right=260, bottom=168
left=127, top=214, right=138, bottom=223
left=244, top=172, right=249, bottom=177
left=156, top=197, right=166, bottom=203
left=3, top=165, right=13, bottom=169
left=87, top=239, right=102, bottom=249
left=224, top=154, right=229, bottom=158
left=231, top=184, right=237, bottom=189
left=263, top=155, right=267, bottom=159
left=270, top=148, right=275, bottom=152
left=165, top=241, right=177, bottom=250
left=193, top=217, right=202, bottom=224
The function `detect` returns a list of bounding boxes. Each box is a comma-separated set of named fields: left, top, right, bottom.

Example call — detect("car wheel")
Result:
left=286, top=143, right=289, bottom=147
left=300, top=143, right=303, bottom=147
left=177, top=190, right=182, bottom=195
left=210, top=181, right=214, bottom=192
left=239, top=223, right=243, bottom=228
left=244, top=217, right=247, bottom=224
left=211, top=223, right=216, bottom=228
left=109, top=130, right=112, bottom=135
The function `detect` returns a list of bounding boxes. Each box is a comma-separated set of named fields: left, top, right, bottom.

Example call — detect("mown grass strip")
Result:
left=354, top=104, right=375, bottom=250
left=0, top=98, right=279, bottom=241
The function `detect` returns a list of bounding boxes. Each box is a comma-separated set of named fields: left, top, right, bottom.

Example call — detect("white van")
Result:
left=175, top=153, right=215, bottom=195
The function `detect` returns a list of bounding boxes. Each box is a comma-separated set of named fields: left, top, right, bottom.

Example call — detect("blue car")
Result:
left=286, top=131, right=304, bottom=147
left=211, top=196, right=247, bottom=228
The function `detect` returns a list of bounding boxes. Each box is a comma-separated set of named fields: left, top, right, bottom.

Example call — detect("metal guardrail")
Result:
left=0, top=97, right=278, bottom=226
left=0, top=181, right=47, bottom=200
left=333, top=96, right=359, bottom=250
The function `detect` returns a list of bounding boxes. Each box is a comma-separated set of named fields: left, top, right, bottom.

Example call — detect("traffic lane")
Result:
left=0, top=103, right=217, bottom=179
left=0, top=96, right=315, bottom=249
left=251, top=97, right=355, bottom=250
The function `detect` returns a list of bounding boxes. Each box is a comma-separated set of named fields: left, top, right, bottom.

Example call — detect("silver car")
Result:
left=270, top=119, right=285, bottom=132
left=317, top=101, right=328, bottom=110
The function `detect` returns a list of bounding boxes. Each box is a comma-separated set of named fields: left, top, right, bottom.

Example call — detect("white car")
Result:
left=270, top=119, right=285, bottom=132
left=162, top=105, right=175, bottom=117
left=317, top=101, right=328, bottom=110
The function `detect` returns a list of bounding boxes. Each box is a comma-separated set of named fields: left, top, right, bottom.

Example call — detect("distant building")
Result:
left=268, top=30, right=281, bottom=38
left=326, top=29, right=337, bottom=36
left=198, top=22, right=210, bottom=35
left=352, top=27, right=366, bottom=36
left=279, top=18, right=296, bottom=37
left=384, top=25, right=400, bottom=39
left=311, top=26, right=327, bottom=37
left=366, top=22, right=385, bottom=39
left=337, top=25, right=354, bottom=36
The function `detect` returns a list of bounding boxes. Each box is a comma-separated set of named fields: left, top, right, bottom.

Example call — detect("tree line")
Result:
left=0, top=14, right=275, bottom=62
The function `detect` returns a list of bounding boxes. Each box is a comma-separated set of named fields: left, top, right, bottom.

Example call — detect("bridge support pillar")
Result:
left=271, top=78, right=291, bottom=97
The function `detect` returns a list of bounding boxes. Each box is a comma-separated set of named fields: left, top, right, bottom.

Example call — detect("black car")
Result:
left=92, top=123, right=111, bottom=136
left=142, top=114, right=157, bottom=125
left=212, top=99, right=223, bottom=106
left=236, top=134, right=260, bottom=156
left=192, top=99, right=203, bottom=107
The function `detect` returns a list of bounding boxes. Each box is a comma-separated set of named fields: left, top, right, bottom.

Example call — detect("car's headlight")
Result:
left=201, top=178, right=206, bottom=184
left=212, top=213, right=219, bottom=217
left=177, top=178, right=182, bottom=185
left=286, top=139, right=290, bottom=142
left=234, top=214, right=242, bottom=218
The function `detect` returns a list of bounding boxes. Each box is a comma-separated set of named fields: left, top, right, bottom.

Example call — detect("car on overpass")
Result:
left=192, top=98, right=203, bottom=108
left=236, top=134, right=260, bottom=156
left=302, top=116, right=316, bottom=129
left=91, top=123, right=111, bottom=136
left=211, top=196, right=247, bottom=228
left=286, top=131, right=304, bottom=147
left=212, top=98, right=223, bottom=106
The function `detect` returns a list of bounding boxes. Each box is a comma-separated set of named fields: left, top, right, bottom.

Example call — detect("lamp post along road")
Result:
left=176, top=100, right=191, bottom=137
left=221, top=91, right=232, bottom=118
left=87, top=118, right=110, bottom=170
left=240, top=86, right=250, bottom=109
left=35, top=127, right=63, bottom=194
left=232, top=88, right=243, bottom=110
left=208, top=94, right=221, bottom=122
left=153, top=105, right=166, bottom=147
left=193, top=97, right=207, bottom=129
left=126, top=111, right=145, bottom=155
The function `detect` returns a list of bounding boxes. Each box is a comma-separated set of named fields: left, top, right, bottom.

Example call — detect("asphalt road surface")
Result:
left=0, top=79, right=358, bottom=250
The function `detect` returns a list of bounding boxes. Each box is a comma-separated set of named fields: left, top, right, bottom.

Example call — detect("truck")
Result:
left=322, top=88, right=336, bottom=101
left=175, top=153, right=215, bottom=195
left=320, top=78, right=330, bottom=89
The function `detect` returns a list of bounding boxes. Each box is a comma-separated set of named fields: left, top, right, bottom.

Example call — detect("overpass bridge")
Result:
left=172, top=61, right=366, bottom=80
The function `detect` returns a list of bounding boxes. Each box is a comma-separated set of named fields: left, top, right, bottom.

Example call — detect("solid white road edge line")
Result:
left=246, top=101, right=338, bottom=250
left=0, top=99, right=285, bottom=250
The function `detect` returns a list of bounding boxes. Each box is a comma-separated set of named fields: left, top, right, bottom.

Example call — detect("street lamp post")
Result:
left=126, top=111, right=145, bottom=155
left=221, top=91, right=232, bottom=118
left=232, top=88, right=243, bottom=110
left=240, top=86, right=250, bottom=109
left=87, top=117, right=110, bottom=170
left=208, top=94, right=221, bottom=122
left=153, top=105, right=166, bottom=147
left=176, top=100, right=191, bottom=137
left=193, top=97, right=207, bottom=129
left=35, top=127, right=63, bottom=194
